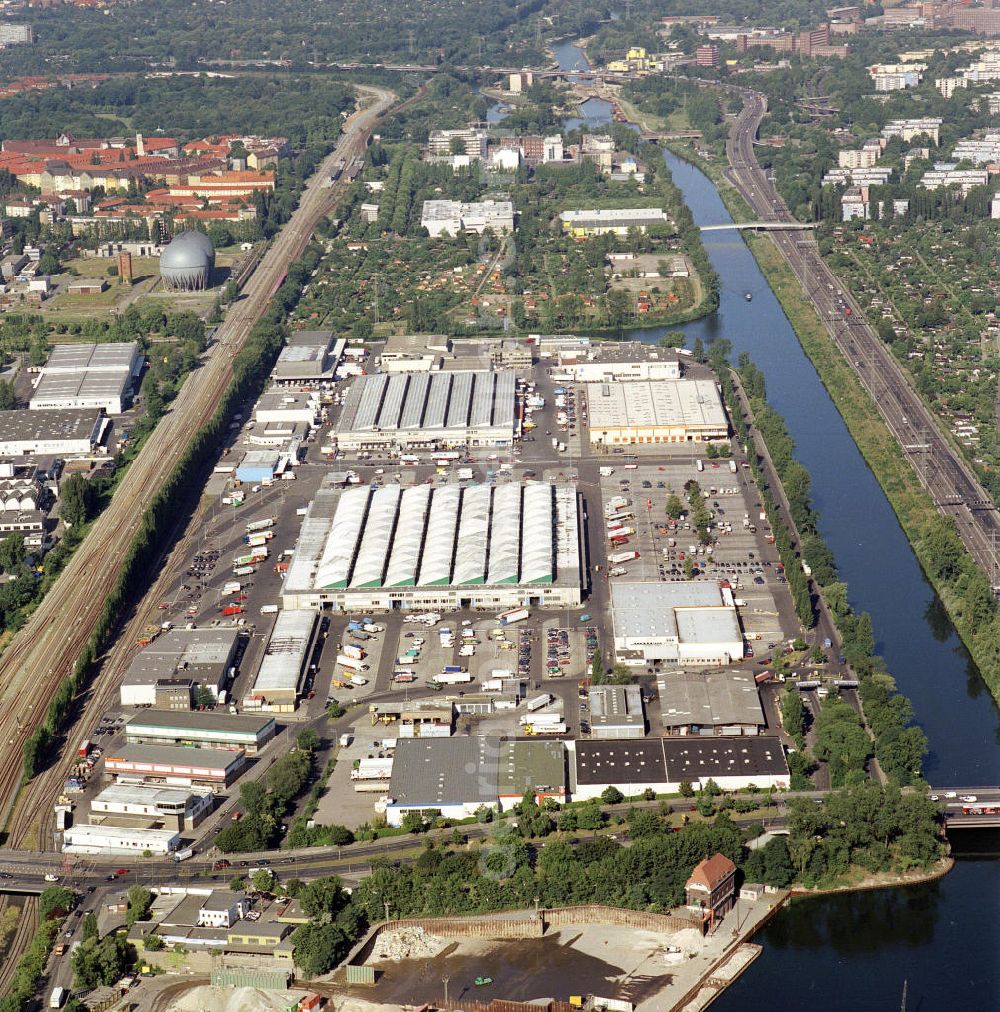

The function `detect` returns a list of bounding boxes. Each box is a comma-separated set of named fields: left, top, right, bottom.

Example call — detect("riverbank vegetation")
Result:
left=267, top=779, right=943, bottom=977
left=726, top=353, right=930, bottom=785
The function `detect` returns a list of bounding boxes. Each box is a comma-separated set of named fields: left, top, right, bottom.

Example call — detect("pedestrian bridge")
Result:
left=699, top=222, right=818, bottom=232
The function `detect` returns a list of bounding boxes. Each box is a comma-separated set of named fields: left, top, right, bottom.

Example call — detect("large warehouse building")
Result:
left=0, top=408, right=107, bottom=457
left=335, top=370, right=518, bottom=452
left=62, top=823, right=181, bottom=857
left=120, top=628, right=241, bottom=708
left=123, top=710, right=277, bottom=754
left=570, top=736, right=789, bottom=801
left=242, top=609, right=319, bottom=712
left=30, top=342, right=142, bottom=414
left=585, top=378, right=727, bottom=444
left=612, top=582, right=744, bottom=666
left=282, top=480, right=583, bottom=612
left=657, top=671, right=766, bottom=737
left=90, top=782, right=216, bottom=831
left=104, top=744, right=246, bottom=788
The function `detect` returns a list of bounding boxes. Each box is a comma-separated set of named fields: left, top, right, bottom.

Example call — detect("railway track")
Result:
left=0, top=84, right=398, bottom=840
left=723, top=88, right=1000, bottom=583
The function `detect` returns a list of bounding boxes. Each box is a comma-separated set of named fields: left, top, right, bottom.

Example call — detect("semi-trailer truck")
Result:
left=246, top=518, right=275, bottom=533
left=336, top=654, right=365, bottom=672
left=526, top=693, right=551, bottom=712
left=608, top=550, right=640, bottom=564
left=434, top=671, right=474, bottom=685
left=498, top=608, right=529, bottom=626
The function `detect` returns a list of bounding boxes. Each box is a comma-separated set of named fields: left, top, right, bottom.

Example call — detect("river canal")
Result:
left=550, top=39, right=1000, bottom=1009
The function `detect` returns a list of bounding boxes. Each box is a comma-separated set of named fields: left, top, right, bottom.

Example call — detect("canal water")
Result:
left=550, top=40, right=1000, bottom=1009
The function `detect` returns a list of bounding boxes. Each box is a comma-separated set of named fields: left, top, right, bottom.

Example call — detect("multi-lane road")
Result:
left=0, top=84, right=398, bottom=837
left=724, top=88, right=1000, bottom=585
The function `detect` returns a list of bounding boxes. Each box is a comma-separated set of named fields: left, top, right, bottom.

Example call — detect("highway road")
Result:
left=0, top=84, right=399, bottom=840
left=723, top=88, right=1000, bottom=586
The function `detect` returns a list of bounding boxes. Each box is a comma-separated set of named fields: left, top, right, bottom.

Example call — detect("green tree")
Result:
left=81, top=912, right=98, bottom=942
left=125, top=884, right=152, bottom=927
left=251, top=868, right=276, bottom=894
left=326, top=699, right=346, bottom=719
left=297, top=728, right=320, bottom=753
left=600, top=786, right=624, bottom=805
left=39, top=886, right=76, bottom=919
left=0, top=379, right=16, bottom=410
left=292, top=921, right=351, bottom=977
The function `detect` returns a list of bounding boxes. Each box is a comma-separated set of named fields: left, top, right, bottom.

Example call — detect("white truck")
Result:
left=523, top=720, right=567, bottom=735
left=729, top=459, right=738, bottom=473
left=49, top=987, right=66, bottom=1009
left=526, top=693, right=551, bottom=712
left=498, top=608, right=529, bottom=626
left=173, top=847, right=195, bottom=862
left=336, top=654, right=365, bottom=672
left=342, top=643, right=365, bottom=661
left=599, top=466, right=615, bottom=477
left=608, top=550, right=640, bottom=565
left=521, top=710, right=561, bottom=725
left=260, top=604, right=279, bottom=615
left=434, top=671, right=473, bottom=685
left=350, top=674, right=368, bottom=687
left=223, top=581, right=242, bottom=596
left=351, top=757, right=393, bottom=781
left=363, top=623, right=384, bottom=634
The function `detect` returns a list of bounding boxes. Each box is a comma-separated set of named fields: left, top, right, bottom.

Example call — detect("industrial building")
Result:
left=556, top=359, right=681, bottom=383
left=386, top=736, right=501, bottom=826
left=254, top=391, right=317, bottom=426
left=335, top=370, right=517, bottom=452
left=656, top=670, right=766, bottom=736
left=559, top=207, right=669, bottom=237
left=62, top=823, right=181, bottom=856
left=235, top=449, right=282, bottom=484
left=273, top=331, right=345, bottom=385
left=588, top=684, right=646, bottom=739
left=30, top=342, right=142, bottom=414
left=120, top=628, right=241, bottom=708
left=123, top=710, right=277, bottom=754
left=611, top=583, right=744, bottom=666
left=281, top=480, right=583, bottom=612
left=586, top=379, right=728, bottom=445
left=242, top=610, right=318, bottom=712
left=0, top=409, right=107, bottom=457
left=90, top=782, right=216, bottom=830
left=420, top=199, right=515, bottom=237
left=105, top=744, right=246, bottom=787
left=497, top=738, right=567, bottom=809
left=570, top=736, right=789, bottom=800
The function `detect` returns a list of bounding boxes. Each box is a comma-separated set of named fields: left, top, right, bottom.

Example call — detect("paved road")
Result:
left=0, top=85, right=398, bottom=836
left=723, top=87, right=1000, bottom=583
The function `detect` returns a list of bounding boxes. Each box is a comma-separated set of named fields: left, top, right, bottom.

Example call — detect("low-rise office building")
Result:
left=586, top=379, right=728, bottom=445
left=420, top=199, right=514, bottom=237
left=560, top=207, right=669, bottom=236
left=123, top=710, right=277, bottom=754
left=559, top=359, right=681, bottom=383
left=656, top=670, right=766, bottom=736
left=254, top=390, right=317, bottom=426
left=105, top=744, right=246, bottom=788
left=273, top=332, right=345, bottom=385
left=62, top=823, right=181, bottom=856
left=612, top=582, right=744, bottom=666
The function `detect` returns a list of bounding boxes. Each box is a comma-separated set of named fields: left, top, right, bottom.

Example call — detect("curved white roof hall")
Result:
left=351, top=485, right=402, bottom=588
left=521, top=482, right=554, bottom=584
left=418, top=485, right=461, bottom=586
left=315, top=485, right=370, bottom=589
left=486, top=482, right=521, bottom=585
left=453, top=484, right=492, bottom=585
left=384, top=484, right=433, bottom=587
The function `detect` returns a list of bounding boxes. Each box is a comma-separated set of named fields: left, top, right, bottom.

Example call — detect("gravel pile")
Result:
left=371, top=926, right=445, bottom=961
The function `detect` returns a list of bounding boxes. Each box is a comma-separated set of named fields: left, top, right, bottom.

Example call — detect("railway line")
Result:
left=724, top=88, right=1000, bottom=584
left=0, top=84, right=398, bottom=841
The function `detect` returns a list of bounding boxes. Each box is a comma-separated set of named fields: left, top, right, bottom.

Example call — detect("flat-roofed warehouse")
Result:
left=0, top=408, right=107, bottom=456
left=90, top=782, right=215, bottom=831
left=612, top=582, right=743, bottom=666
left=120, top=628, right=241, bottom=708
left=588, top=683, right=646, bottom=739
left=242, top=610, right=319, bottom=712
left=104, top=744, right=246, bottom=788
left=569, top=736, right=789, bottom=800
left=30, top=341, right=142, bottom=414
left=497, top=738, right=567, bottom=809
left=586, top=379, right=728, bottom=444
left=282, top=479, right=583, bottom=612
left=273, top=331, right=345, bottom=384
left=124, top=710, right=277, bottom=754
left=335, top=370, right=518, bottom=451
left=656, top=670, right=766, bottom=737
